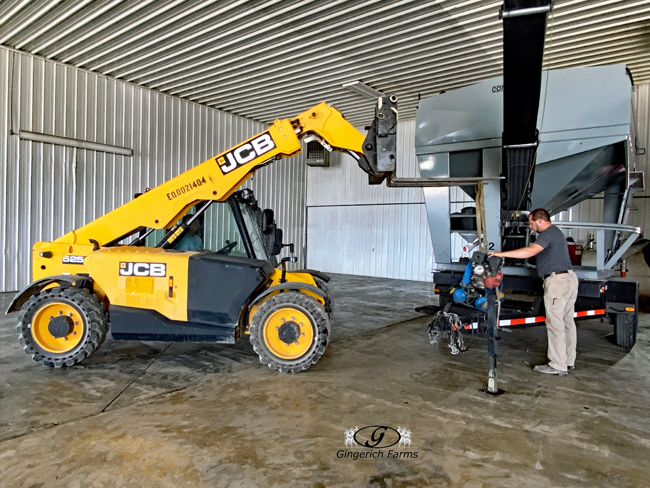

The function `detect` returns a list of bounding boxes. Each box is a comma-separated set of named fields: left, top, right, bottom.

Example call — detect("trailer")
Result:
left=354, top=1, right=644, bottom=392
left=418, top=63, right=642, bottom=351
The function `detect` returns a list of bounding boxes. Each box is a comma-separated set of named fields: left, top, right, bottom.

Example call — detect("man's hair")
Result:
left=182, top=214, right=196, bottom=225
left=529, top=208, right=550, bottom=222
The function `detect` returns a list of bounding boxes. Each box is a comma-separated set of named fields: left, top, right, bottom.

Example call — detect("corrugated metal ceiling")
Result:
left=1, top=0, right=649, bottom=126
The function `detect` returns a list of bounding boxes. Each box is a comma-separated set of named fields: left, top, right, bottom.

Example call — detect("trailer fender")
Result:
left=602, top=278, right=638, bottom=311
left=6, top=275, right=94, bottom=314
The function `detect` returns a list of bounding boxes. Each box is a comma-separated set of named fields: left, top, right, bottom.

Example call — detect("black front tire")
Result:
left=17, top=286, right=108, bottom=368
left=313, top=277, right=334, bottom=317
left=250, top=292, right=329, bottom=374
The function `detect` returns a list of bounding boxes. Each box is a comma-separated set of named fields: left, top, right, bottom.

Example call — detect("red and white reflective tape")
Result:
left=499, top=316, right=546, bottom=327
left=464, top=309, right=606, bottom=329
left=574, top=309, right=606, bottom=318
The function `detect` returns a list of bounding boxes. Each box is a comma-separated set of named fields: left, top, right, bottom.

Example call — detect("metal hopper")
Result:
left=415, top=64, right=638, bottom=276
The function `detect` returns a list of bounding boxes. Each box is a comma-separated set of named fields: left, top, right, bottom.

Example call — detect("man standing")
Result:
left=489, top=208, right=579, bottom=376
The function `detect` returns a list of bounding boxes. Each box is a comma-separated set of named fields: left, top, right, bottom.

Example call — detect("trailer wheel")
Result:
left=613, top=312, right=637, bottom=350
left=17, top=286, right=108, bottom=368
left=250, top=292, right=329, bottom=373
left=313, top=277, right=333, bottom=317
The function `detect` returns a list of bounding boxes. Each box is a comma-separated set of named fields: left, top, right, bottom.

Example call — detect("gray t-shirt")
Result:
left=533, top=225, right=573, bottom=278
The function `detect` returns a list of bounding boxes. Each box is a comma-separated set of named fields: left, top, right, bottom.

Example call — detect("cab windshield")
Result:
left=238, top=201, right=270, bottom=261
left=139, top=199, right=270, bottom=261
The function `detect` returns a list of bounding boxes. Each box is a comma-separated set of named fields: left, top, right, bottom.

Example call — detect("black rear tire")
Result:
left=613, top=312, right=637, bottom=350
left=17, top=286, right=108, bottom=368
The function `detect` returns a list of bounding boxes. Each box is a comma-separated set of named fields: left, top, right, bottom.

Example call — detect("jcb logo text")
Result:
left=217, top=132, right=276, bottom=174
left=119, top=262, right=166, bottom=277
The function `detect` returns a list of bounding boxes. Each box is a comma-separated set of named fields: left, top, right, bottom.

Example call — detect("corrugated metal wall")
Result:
left=307, top=204, right=434, bottom=281
left=0, top=47, right=306, bottom=292
left=306, top=119, right=436, bottom=281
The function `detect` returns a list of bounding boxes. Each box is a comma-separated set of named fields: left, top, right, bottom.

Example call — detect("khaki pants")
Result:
left=543, top=271, right=579, bottom=371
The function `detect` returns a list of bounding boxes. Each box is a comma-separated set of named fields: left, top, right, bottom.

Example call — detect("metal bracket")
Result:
left=553, top=222, right=641, bottom=270
left=386, top=175, right=504, bottom=188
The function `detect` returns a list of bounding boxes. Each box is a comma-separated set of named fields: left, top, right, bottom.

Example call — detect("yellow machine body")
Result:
left=11, top=101, right=370, bottom=349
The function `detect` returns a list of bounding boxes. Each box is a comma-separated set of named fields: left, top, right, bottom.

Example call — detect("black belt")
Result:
left=543, top=270, right=570, bottom=280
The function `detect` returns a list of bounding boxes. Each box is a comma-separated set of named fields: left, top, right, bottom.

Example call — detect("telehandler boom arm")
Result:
left=55, top=101, right=386, bottom=248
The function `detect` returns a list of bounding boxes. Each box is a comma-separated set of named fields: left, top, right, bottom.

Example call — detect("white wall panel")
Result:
left=307, top=204, right=434, bottom=282
left=306, top=119, right=434, bottom=281
left=0, top=47, right=306, bottom=292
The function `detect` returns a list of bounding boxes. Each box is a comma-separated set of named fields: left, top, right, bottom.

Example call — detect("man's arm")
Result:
left=488, top=243, right=544, bottom=259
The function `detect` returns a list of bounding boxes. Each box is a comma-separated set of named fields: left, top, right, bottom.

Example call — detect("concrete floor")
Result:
left=0, top=274, right=649, bottom=488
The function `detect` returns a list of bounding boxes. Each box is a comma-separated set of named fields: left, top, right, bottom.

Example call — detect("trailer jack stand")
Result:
left=484, top=293, right=505, bottom=395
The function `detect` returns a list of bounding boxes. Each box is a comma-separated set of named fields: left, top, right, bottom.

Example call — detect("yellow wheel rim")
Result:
left=31, top=302, right=85, bottom=353
left=262, top=308, right=314, bottom=360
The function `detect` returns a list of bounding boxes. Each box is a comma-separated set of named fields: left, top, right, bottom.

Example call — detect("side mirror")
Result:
left=262, top=209, right=274, bottom=235
left=270, top=227, right=283, bottom=256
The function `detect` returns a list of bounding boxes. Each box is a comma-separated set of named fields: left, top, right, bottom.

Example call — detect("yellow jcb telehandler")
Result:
left=7, top=96, right=398, bottom=373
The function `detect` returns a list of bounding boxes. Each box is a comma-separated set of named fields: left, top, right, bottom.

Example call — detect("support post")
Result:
left=486, top=292, right=501, bottom=394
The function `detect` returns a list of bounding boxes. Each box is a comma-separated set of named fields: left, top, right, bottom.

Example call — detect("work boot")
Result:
left=567, top=365, right=575, bottom=370
left=534, top=364, right=568, bottom=376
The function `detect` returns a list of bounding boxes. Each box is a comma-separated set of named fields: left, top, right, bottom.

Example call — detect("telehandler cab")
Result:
left=7, top=97, right=398, bottom=373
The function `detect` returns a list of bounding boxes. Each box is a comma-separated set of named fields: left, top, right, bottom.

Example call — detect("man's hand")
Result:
left=488, top=251, right=504, bottom=258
